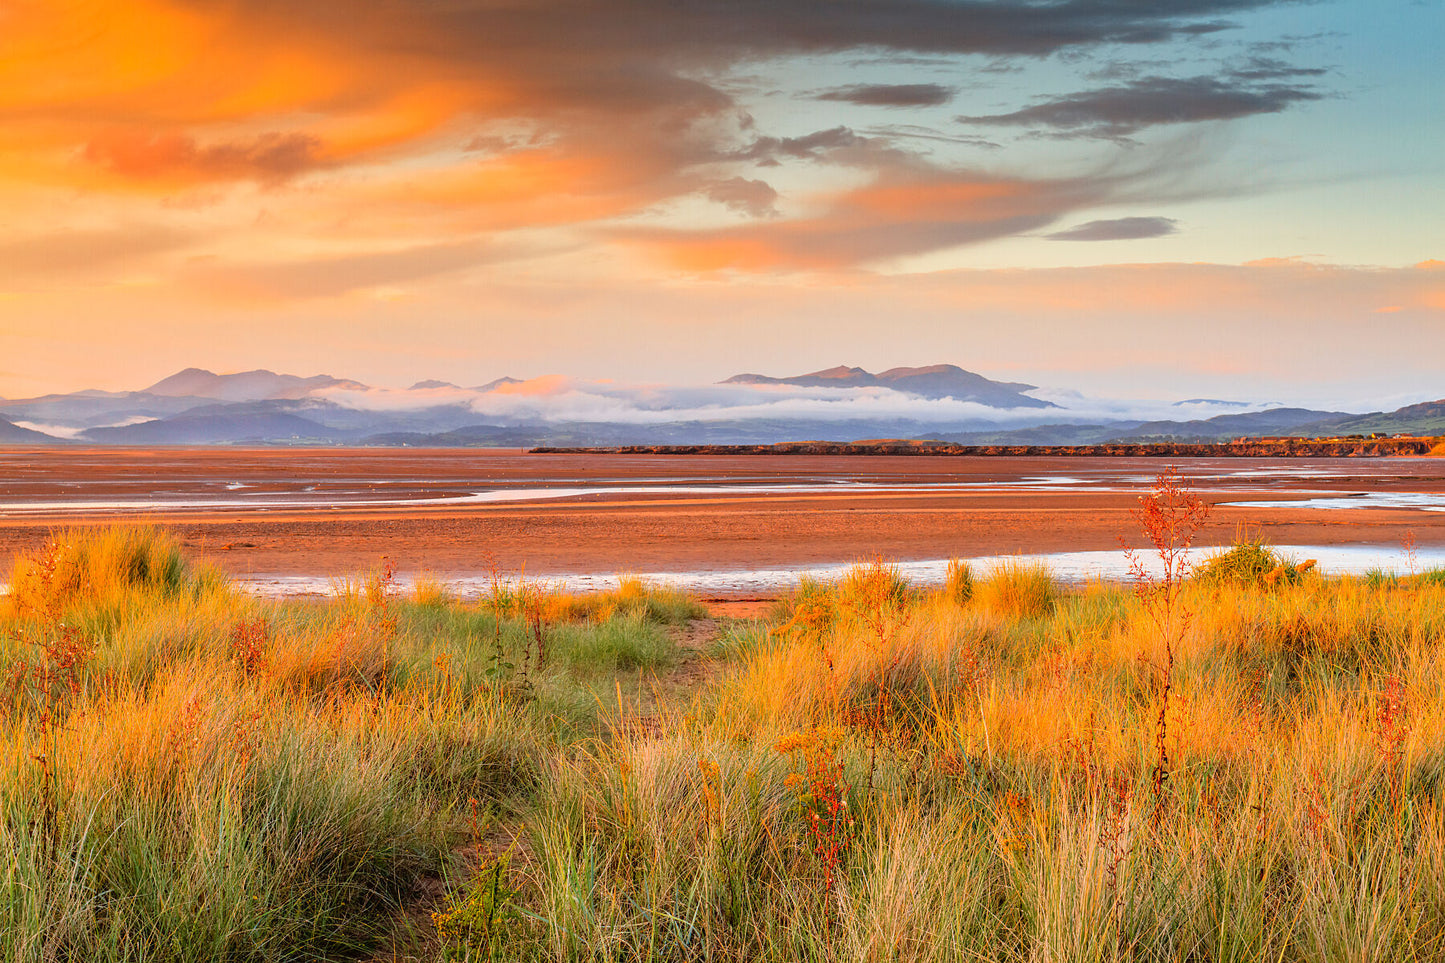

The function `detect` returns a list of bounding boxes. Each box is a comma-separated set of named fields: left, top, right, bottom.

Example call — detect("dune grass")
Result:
left=0, top=526, right=698, bottom=962
left=5, top=525, right=1445, bottom=961
left=519, top=558, right=1445, bottom=962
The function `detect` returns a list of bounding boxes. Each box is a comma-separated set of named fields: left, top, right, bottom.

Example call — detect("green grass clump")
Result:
left=976, top=558, right=1057, bottom=619
left=944, top=558, right=974, bottom=606
left=1196, top=536, right=1314, bottom=588
left=5, top=525, right=227, bottom=623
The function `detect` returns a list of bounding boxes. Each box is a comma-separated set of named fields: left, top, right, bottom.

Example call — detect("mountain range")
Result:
left=0, top=365, right=1438, bottom=447
left=724, top=364, right=1055, bottom=408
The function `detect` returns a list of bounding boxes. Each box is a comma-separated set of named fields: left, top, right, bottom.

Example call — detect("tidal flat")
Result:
left=1, top=447, right=1441, bottom=597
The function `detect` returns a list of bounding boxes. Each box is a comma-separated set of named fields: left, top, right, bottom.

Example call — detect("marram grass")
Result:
left=5, top=528, right=1445, bottom=961
left=0, top=526, right=697, bottom=962
left=525, top=559, right=1445, bottom=962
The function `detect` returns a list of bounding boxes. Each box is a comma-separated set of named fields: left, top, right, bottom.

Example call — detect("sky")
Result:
left=1, top=0, right=1441, bottom=410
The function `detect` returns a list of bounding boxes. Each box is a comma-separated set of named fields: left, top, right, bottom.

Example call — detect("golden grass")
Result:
left=0, top=525, right=697, bottom=961
left=975, top=557, right=1058, bottom=619
left=528, top=561, right=1445, bottom=961
left=7, top=524, right=1445, bottom=961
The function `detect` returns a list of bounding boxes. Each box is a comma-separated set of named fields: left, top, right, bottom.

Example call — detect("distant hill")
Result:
left=935, top=423, right=1131, bottom=445
left=82, top=411, right=346, bottom=444
left=724, top=364, right=1056, bottom=408
left=145, top=368, right=368, bottom=402
left=475, top=376, right=524, bottom=392
left=1112, top=407, right=1349, bottom=442
left=933, top=408, right=1359, bottom=446
left=0, top=416, right=65, bottom=444
left=406, top=376, right=523, bottom=392
left=361, top=418, right=1005, bottom=448
left=1296, top=399, right=1445, bottom=437
left=0, top=391, right=206, bottom=428
left=4, top=363, right=1438, bottom=448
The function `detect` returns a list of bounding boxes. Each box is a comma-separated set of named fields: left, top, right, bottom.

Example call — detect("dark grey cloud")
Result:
left=706, top=177, right=779, bottom=217
left=816, top=83, right=955, bottom=108
left=211, top=1, right=1306, bottom=121
left=150, top=0, right=1323, bottom=205
left=339, top=0, right=1292, bottom=61
left=147, top=0, right=1320, bottom=264
left=959, top=75, right=1324, bottom=138
left=735, top=126, right=868, bottom=163
left=861, top=124, right=1001, bottom=149
left=1046, top=216, right=1178, bottom=241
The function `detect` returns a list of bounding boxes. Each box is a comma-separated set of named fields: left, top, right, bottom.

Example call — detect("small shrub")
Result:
left=775, top=726, right=854, bottom=914
left=433, top=856, right=528, bottom=961
left=230, top=617, right=269, bottom=677
left=1197, top=537, right=1310, bottom=588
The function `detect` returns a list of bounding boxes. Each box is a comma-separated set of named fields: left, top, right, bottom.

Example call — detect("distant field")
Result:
left=4, top=525, right=1445, bottom=960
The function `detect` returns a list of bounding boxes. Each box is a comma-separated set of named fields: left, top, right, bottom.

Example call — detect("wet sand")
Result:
left=0, top=447, right=1441, bottom=593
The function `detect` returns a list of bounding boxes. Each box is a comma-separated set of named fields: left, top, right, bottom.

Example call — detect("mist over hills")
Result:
left=0, top=416, right=65, bottom=444
left=0, top=365, right=1438, bottom=446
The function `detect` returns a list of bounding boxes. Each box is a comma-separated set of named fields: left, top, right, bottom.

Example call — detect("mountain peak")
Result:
left=806, top=365, right=870, bottom=380
left=877, top=364, right=964, bottom=378
left=722, top=363, right=1055, bottom=408
left=145, top=368, right=367, bottom=402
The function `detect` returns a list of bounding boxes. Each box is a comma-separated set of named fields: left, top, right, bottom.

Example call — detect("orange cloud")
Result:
left=631, top=168, right=1109, bottom=271
left=493, top=375, right=571, bottom=397
left=83, top=129, right=324, bottom=183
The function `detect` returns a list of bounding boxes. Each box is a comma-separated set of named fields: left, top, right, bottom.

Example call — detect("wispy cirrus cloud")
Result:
left=177, top=239, right=513, bottom=301
left=1046, top=216, right=1178, bottom=241
left=959, top=73, right=1326, bottom=139
left=0, top=226, right=195, bottom=282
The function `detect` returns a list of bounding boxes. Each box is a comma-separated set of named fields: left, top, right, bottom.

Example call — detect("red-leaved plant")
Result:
left=1122, top=467, right=1210, bottom=829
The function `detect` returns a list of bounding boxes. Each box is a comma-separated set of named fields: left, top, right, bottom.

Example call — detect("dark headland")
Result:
left=532, top=437, right=1445, bottom=457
